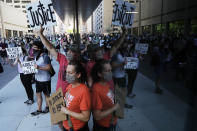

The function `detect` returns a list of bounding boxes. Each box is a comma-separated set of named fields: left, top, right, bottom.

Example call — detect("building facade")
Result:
left=0, top=1, right=29, bottom=38
left=132, top=0, right=197, bottom=36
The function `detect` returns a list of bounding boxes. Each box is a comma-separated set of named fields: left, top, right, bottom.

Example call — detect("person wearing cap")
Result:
left=38, top=26, right=81, bottom=131
left=86, top=27, right=128, bottom=88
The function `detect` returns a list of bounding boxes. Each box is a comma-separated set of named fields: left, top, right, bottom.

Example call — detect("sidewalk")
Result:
left=0, top=60, right=190, bottom=131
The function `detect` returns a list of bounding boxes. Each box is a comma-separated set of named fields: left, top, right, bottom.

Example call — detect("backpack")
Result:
left=42, top=53, right=56, bottom=77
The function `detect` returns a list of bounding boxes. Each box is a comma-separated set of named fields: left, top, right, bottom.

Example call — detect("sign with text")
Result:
left=47, top=88, right=67, bottom=125
left=22, top=61, right=38, bottom=74
left=6, top=47, right=23, bottom=59
left=112, top=0, right=136, bottom=28
left=124, top=57, right=139, bottom=69
left=26, top=0, right=57, bottom=29
left=135, top=43, right=149, bottom=54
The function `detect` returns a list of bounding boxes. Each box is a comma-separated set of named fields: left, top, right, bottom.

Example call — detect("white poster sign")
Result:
left=135, top=43, right=149, bottom=54
left=6, top=47, right=23, bottom=59
left=124, top=57, right=139, bottom=69
left=26, top=0, right=57, bottom=29
left=22, top=61, right=38, bottom=74
left=112, top=0, right=136, bottom=28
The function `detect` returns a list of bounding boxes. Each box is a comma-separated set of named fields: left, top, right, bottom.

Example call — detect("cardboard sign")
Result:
left=47, top=88, right=67, bottom=125
left=6, top=47, right=23, bottom=59
left=26, top=0, right=57, bottom=29
left=112, top=0, right=136, bottom=28
left=135, top=43, right=149, bottom=54
left=22, top=61, right=38, bottom=74
left=124, top=57, right=139, bottom=69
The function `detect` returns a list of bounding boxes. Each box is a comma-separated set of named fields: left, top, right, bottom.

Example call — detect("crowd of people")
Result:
left=0, top=27, right=197, bottom=131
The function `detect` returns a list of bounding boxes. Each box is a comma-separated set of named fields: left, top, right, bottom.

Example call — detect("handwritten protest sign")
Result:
left=22, top=61, right=38, bottom=74
left=124, top=57, right=139, bottom=69
left=135, top=43, right=149, bottom=54
left=26, top=0, right=56, bottom=29
left=6, top=47, right=23, bottom=59
left=112, top=0, right=136, bottom=28
left=47, top=88, right=67, bottom=125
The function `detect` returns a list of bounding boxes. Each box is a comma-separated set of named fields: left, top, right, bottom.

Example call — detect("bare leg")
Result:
left=36, top=92, right=42, bottom=111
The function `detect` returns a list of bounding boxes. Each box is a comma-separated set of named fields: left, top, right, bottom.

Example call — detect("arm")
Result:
left=93, top=103, right=119, bottom=121
left=34, top=64, right=51, bottom=71
left=61, top=106, right=90, bottom=122
left=39, top=26, right=58, bottom=60
left=110, top=28, right=127, bottom=57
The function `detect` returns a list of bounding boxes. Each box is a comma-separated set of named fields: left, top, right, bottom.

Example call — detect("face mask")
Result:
left=103, top=72, right=112, bottom=81
left=66, top=53, right=74, bottom=61
left=33, top=49, right=40, bottom=56
left=66, top=74, right=76, bottom=84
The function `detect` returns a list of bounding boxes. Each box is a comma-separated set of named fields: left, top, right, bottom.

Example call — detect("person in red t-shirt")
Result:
left=61, top=61, right=91, bottom=131
left=86, top=28, right=127, bottom=88
left=39, top=27, right=81, bottom=130
left=91, top=59, right=119, bottom=131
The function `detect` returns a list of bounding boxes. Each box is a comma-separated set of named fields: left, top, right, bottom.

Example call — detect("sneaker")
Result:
left=43, top=107, right=49, bottom=113
left=125, top=104, right=133, bottom=109
left=26, top=100, right=34, bottom=105
left=31, top=110, right=43, bottom=116
left=24, top=100, right=29, bottom=104
left=155, top=88, right=163, bottom=94
left=127, top=94, right=136, bottom=99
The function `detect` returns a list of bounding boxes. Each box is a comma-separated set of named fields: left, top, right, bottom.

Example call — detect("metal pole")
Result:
left=138, top=0, right=141, bottom=36
left=75, top=0, right=80, bottom=43
left=161, top=0, right=163, bottom=32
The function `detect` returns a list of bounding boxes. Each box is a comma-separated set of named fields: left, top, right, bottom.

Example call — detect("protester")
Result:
left=0, top=39, right=8, bottom=65
left=31, top=41, right=51, bottom=116
left=61, top=61, right=91, bottom=131
left=10, top=44, right=34, bottom=105
left=111, top=45, right=133, bottom=109
left=38, top=26, right=81, bottom=130
left=91, top=59, right=119, bottom=131
left=124, top=41, right=141, bottom=98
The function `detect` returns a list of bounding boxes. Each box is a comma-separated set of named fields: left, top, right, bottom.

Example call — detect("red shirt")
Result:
left=92, top=82, right=117, bottom=127
left=63, top=84, right=91, bottom=130
left=56, top=53, right=69, bottom=95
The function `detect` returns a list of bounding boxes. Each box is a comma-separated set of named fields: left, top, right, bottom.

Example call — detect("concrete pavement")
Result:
left=0, top=60, right=190, bottom=131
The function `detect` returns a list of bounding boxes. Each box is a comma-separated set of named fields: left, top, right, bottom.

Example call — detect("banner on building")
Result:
left=47, top=88, right=67, bottom=125
left=124, top=57, right=139, bottom=69
left=26, top=0, right=57, bottom=29
left=112, top=0, right=136, bottom=28
left=135, top=43, right=149, bottom=54
left=22, top=61, right=38, bottom=74
left=6, top=47, right=23, bottom=59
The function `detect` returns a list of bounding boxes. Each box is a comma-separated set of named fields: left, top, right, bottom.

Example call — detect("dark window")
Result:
left=14, top=0, right=20, bottom=3
left=14, top=5, right=20, bottom=8
left=6, top=0, right=12, bottom=3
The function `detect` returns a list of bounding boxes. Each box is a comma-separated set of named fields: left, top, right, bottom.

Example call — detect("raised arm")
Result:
left=110, top=27, right=127, bottom=57
left=38, top=26, right=58, bottom=60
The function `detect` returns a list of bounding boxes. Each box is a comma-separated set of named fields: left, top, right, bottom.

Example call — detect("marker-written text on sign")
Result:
left=26, top=0, right=56, bottom=29
left=112, top=0, right=136, bottom=28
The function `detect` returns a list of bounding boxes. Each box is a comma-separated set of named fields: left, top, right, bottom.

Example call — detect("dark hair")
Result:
left=32, top=41, right=44, bottom=51
left=68, top=60, right=87, bottom=84
left=91, top=59, right=110, bottom=83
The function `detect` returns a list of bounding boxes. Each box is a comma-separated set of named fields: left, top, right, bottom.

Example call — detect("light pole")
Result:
left=138, top=0, right=141, bottom=36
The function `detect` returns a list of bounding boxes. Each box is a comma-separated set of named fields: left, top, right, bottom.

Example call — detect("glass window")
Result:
left=22, top=0, right=31, bottom=4
left=6, top=0, right=12, bottom=3
left=14, top=0, right=20, bottom=3
left=14, top=5, right=20, bottom=8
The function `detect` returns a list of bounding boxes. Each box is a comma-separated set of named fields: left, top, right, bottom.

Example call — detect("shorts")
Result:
left=36, top=80, right=51, bottom=95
